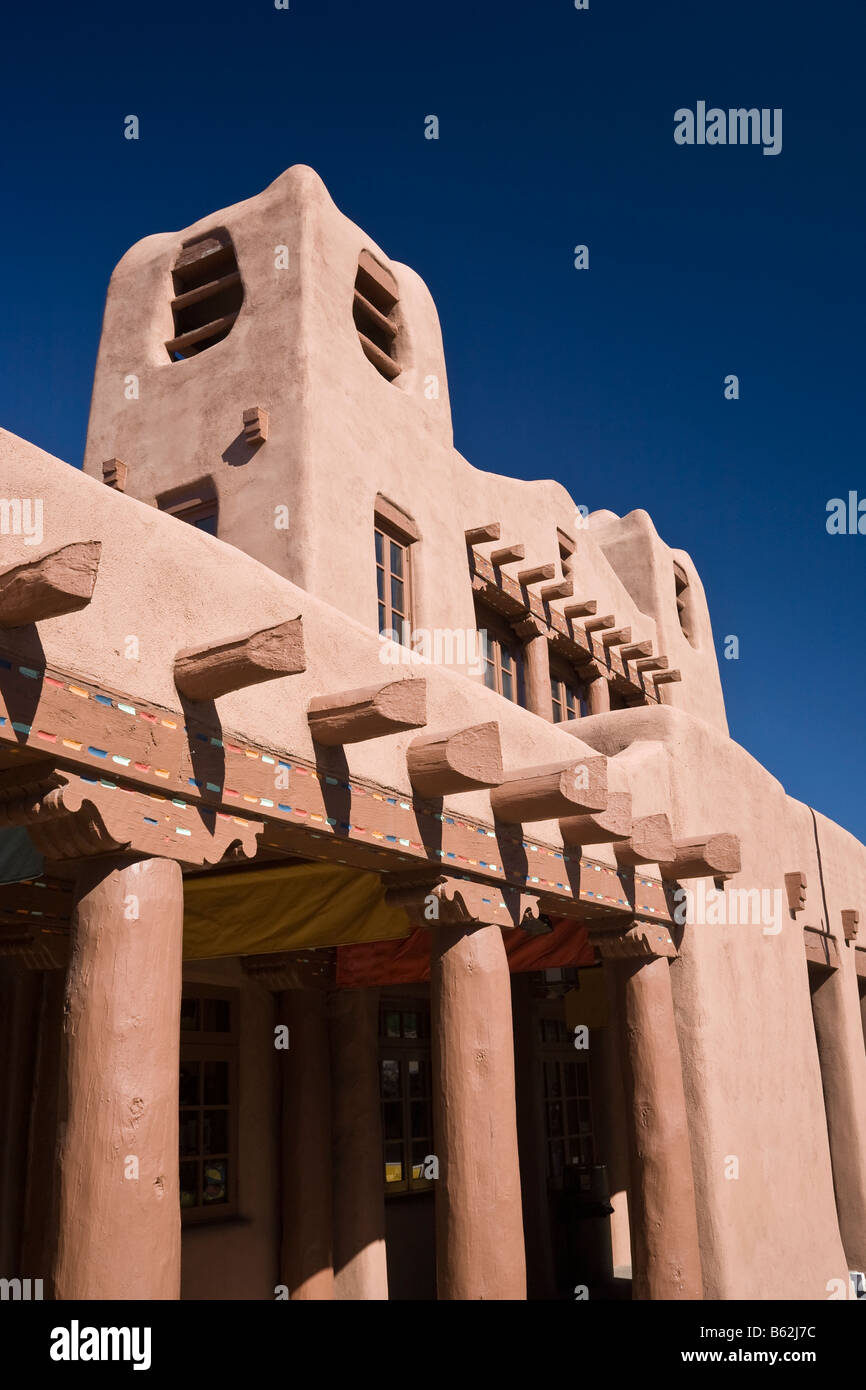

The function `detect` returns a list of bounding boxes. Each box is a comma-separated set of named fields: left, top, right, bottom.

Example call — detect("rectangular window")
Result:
left=550, top=658, right=588, bottom=723
left=538, top=1013, right=595, bottom=1179
left=379, top=999, right=434, bottom=1194
left=476, top=603, right=526, bottom=707
left=158, top=483, right=218, bottom=536
left=375, top=511, right=416, bottom=645
left=179, top=984, right=239, bottom=1222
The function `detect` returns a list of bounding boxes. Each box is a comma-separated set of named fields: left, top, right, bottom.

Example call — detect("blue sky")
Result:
left=1, top=0, right=863, bottom=838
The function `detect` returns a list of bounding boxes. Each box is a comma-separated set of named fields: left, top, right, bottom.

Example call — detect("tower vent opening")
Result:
left=353, top=250, right=400, bottom=381
left=166, top=229, right=243, bottom=362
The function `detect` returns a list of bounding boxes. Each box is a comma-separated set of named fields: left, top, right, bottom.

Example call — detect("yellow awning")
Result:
left=182, top=861, right=412, bottom=960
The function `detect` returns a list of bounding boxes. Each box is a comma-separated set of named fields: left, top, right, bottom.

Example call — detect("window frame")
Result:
left=550, top=655, right=588, bottom=723
left=476, top=602, right=526, bottom=707
left=179, top=983, right=240, bottom=1225
left=535, top=1003, right=596, bottom=1182
left=375, top=511, right=415, bottom=645
left=158, top=482, right=218, bottom=537
left=378, top=997, right=435, bottom=1196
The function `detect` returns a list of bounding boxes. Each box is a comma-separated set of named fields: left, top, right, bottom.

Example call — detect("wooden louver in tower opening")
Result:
left=166, top=229, right=244, bottom=361
left=353, top=250, right=400, bottom=381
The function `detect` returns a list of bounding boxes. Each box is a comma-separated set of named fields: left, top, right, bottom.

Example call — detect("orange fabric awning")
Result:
left=336, top=917, right=594, bottom=987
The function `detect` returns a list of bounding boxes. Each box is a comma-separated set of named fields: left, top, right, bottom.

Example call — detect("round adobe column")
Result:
left=54, top=855, right=183, bottom=1300
left=279, top=986, right=335, bottom=1299
left=431, top=921, right=526, bottom=1300
left=329, top=987, right=389, bottom=1299
left=613, top=953, right=703, bottom=1299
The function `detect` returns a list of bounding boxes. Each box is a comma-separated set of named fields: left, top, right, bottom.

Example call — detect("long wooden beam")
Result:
left=489, top=757, right=607, bottom=822
left=0, top=541, right=101, bottom=627
left=175, top=618, right=305, bottom=700
left=308, top=677, right=427, bottom=745
left=407, top=722, right=502, bottom=797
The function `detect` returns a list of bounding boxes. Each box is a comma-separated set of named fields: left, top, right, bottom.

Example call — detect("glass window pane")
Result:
left=180, top=1060, right=200, bottom=1107
left=375, top=530, right=383, bottom=565
left=550, top=1141, right=565, bottom=1180
left=180, top=1111, right=199, bottom=1157
left=390, top=576, right=404, bottom=615
left=548, top=1102, right=564, bottom=1138
left=578, top=1099, right=592, bottom=1133
left=410, top=1100, right=430, bottom=1137
left=411, top=1140, right=431, bottom=1178
left=203, top=1110, right=229, bottom=1155
left=567, top=1098, right=579, bottom=1135
left=384, top=1143, right=403, bottom=1183
left=193, top=511, right=218, bottom=536
left=544, top=1061, right=561, bottom=1098
left=380, top=1058, right=401, bottom=1099
left=203, top=998, right=231, bottom=1033
left=202, top=1160, right=227, bottom=1205
left=389, top=541, right=403, bottom=578
left=403, top=1011, right=418, bottom=1039
left=180, top=997, right=199, bottom=1032
left=383, top=1104, right=403, bottom=1141
left=180, top=1161, right=198, bottom=1209
left=378, top=602, right=386, bottom=633
left=376, top=566, right=384, bottom=601
left=501, top=666, right=513, bottom=701
left=484, top=661, right=497, bottom=692
left=408, top=1058, right=426, bottom=1097
left=384, top=1011, right=401, bottom=1039
left=203, top=1060, right=229, bottom=1105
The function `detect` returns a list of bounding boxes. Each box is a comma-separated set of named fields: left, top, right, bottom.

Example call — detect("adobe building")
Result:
left=0, top=165, right=865, bottom=1302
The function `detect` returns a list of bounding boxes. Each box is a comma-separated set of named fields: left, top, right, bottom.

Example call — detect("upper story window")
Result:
left=179, top=984, right=239, bottom=1222
left=550, top=657, right=588, bottom=723
left=166, top=229, right=244, bottom=362
left=476, top=602, right=526, bottom=707
left=354, top=251, right=400, bottom=382
left=375, top=497, right=419, bottom=646
left=379, top=999, right=434, bottom=1194
left=158, top=481, right=218, bottom=536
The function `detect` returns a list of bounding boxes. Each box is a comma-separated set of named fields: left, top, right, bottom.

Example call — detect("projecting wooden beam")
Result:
left=489, top=757, right=607, bottom=823
left=635, top=656, right=668, bottom=672
left=407, top=722, right=503, bottom=797
left=308, top=677, right=427, bottom=745
left=559, top=792, right=632, bottom=846
left=0, top=540, right=101, bottom=628
left=600, top=627, right=632, bottom=648
left=175, top=617, right=305, bottom=700
left=784, top=871, right=807, bottom=914
left=490, top=544, right=525, bottom=567
left=841, top=909, right=859, bottom=942
left=584, top=613, right=616, bottom=633
left=659, top=833, right=742, bottom=881
left=652, top=670, right=682, bottom=686
left=614, top=814, right=676, bottom=868
left=564, top=600, right=597, bottom=620
left=465, top=523, right=501, bottom=546
left=517, top=564, right=556, bottom=587
left=540, top=577, right=573, bottom=602
left=619, top=640, right=653, bottom=661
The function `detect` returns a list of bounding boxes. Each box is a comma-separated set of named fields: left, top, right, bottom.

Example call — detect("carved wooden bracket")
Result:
left=589, top=921, right=678, bottom=959
left=841, top=909, right=859, bottom=942
left=385, top=873, right=543, bottom=931
left=0, top=769, right=261, bottom=865
left=517, top=563, right=556, bottom=588
left=564, top=600, right=597, bottom=620
left=0, top=540, right=101, bottom=627
left=242, top=406, right=269, bottom=444
left=784, top=871, right=807, bottom=914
